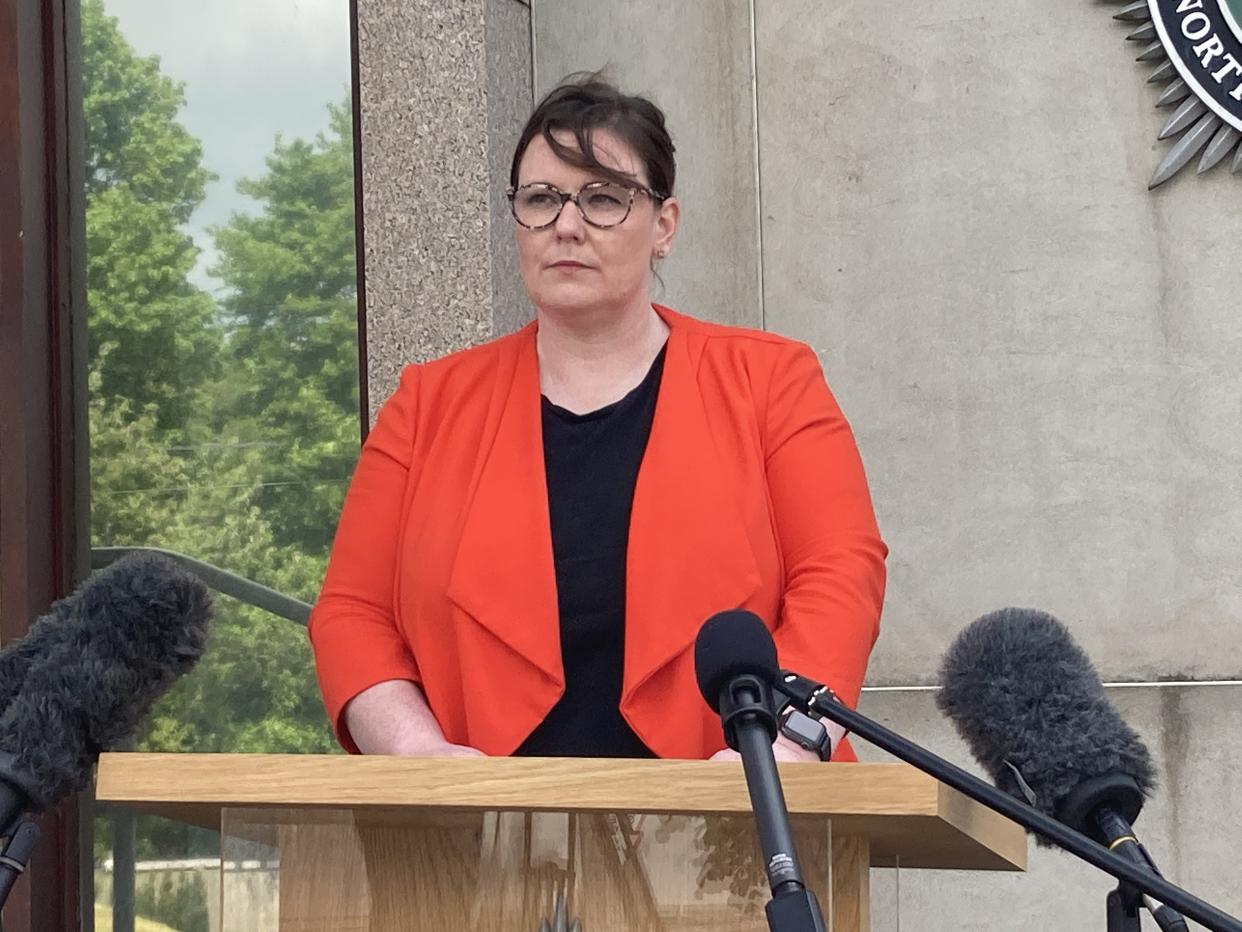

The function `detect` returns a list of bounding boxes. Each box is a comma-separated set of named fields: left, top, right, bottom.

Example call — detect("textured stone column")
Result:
left=356, top=0, right=531, bottom=420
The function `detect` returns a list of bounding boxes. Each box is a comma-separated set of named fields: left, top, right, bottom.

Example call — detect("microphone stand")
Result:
left=1109, top=883, right=1145, bottom=932
left=718, top=673, right=826, bottom=932
left=0, top=760, right=39, bottom=913
left=0, top=818, right=40, bottom=911
left=1092, top=808, right=1188, bottom=932
left=773, top=670, right=1242, bottom=932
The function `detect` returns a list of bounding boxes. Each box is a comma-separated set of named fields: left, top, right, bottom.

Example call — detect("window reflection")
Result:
left=81, top=0, right=360, bottom=926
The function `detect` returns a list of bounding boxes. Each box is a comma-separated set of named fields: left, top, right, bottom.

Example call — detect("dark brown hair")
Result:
left=509, top=72, right=676, bottom=198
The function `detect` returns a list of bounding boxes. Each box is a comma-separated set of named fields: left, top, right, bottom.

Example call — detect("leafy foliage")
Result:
left=133, top=871, right=209, bottom=932
left=83, top=0, right=356, bottom=783
left=82, top=0, right=220, bottom=431
left=209, top=100, right=361, bottom=556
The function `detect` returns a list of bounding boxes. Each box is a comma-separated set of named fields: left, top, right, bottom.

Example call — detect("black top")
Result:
left=514, top=346, right=667, bottom=758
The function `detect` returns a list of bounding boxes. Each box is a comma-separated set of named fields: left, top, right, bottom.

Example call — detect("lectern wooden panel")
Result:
left=96, top=754, right=1026, bottom=931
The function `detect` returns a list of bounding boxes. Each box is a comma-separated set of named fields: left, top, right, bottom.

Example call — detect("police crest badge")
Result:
left=1110, top=0, right=1242, bottom=185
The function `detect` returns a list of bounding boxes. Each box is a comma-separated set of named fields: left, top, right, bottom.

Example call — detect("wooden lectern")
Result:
left=96, top=754, right=1025, bottom=932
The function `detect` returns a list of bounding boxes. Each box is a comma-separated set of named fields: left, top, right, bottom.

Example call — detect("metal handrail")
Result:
left=90, top=546, right=311, bottom=625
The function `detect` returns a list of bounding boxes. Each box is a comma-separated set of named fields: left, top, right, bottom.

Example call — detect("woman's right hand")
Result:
left=344, top=679, right=485, bottom=757
left=393, top=738, right=486, bottom=759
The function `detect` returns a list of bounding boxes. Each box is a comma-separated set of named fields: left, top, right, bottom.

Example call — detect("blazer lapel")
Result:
left=623, top=319, right=761, bottom=704
left=444, top=312, right=763, bottom=728
left=446, top=327, right=563, bottom=689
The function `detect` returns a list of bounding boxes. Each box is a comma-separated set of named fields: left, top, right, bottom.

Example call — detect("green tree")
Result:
left=83, top=0, right=356, bottom=874
left=90, top=386, right=333, bottom=756
left=82, top=0, right=341, bottom=763
left=82, top=0, right=220, bottom=430
left=209, top=100, right=361, bottom=557
left=90, top=385, right=335, bottom=864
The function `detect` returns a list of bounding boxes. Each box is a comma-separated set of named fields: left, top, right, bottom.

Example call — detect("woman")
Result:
left=308, top=75, right=887, bottom=763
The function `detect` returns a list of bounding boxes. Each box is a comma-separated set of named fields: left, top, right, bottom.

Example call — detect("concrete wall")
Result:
left=536, top=1, right=1242, bottom=926
left=754, top=0, right=1242, bottom=687
left=358, top=0, right=1242, bottom=927
left=532, top=0, right=763, bottom=327
left=859, top=685, right=1242, bottom=928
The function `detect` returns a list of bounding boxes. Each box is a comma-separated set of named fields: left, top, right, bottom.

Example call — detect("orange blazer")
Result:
left=309, top=306, right=887, bottom=760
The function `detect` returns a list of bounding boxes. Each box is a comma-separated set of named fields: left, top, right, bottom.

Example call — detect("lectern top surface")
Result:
left=95, top=753, right=1026, bottom=871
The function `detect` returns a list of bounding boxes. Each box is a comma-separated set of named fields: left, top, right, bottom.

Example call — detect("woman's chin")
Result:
left=531, top=284, right=613, bottom=316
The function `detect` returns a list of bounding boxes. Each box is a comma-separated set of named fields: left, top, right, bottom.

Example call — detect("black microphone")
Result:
left=694, top=610, right=779, bottom=723
left=937, top=608, right=1186, bottom=932
left=695, top=610, right=825, bottom=932
left=0, top=552, right=211, bottom=906
left=769, top=623, right=1240, bottom=932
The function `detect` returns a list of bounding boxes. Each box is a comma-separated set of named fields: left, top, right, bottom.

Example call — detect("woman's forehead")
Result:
left=518, top=129, right=644, bottom=184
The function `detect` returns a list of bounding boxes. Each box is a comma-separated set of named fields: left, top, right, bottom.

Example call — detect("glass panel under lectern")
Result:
left=220, top=808, right=834, bottom=931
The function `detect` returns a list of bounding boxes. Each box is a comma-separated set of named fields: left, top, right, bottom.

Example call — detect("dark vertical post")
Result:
left=0, top=0, right=84, bottom=927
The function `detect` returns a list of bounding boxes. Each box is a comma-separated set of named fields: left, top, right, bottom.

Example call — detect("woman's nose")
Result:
left=553, top=198, right=586, bottom=239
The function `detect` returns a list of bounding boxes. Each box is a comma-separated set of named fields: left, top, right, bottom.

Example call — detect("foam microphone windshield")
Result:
left=0, top=615, right=68, bottom=715
left=0, top=552, right=211, bottom=811
left=0, top=580, right=101, bottom=713
left=694, top=610, right=778, bottom=713
left=935, top=608, right=1155, bottom=844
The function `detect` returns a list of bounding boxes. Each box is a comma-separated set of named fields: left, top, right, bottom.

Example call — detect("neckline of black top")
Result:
left=541, top=343, right=669, bottom=424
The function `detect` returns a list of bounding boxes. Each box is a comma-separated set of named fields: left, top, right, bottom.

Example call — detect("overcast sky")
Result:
left=102, top=0, right=354, bottom=292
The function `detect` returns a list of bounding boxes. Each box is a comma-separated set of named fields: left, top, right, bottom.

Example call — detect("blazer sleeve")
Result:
left=308, top=365, right=423, bottom=751
left=762, top=342, right=888, bottom=708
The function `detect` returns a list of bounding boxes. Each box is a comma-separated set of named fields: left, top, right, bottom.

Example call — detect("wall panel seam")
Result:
left=747, top=0, right=766, bottom=331
left=863, top=681, right=1242, bottom=693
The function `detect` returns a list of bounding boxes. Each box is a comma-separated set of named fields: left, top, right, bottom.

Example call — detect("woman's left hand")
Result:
left=708, top=734, right=821, bottom=763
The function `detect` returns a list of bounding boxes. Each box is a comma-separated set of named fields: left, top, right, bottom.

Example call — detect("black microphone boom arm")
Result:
left=772, top=669, right=1242, bottom=932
